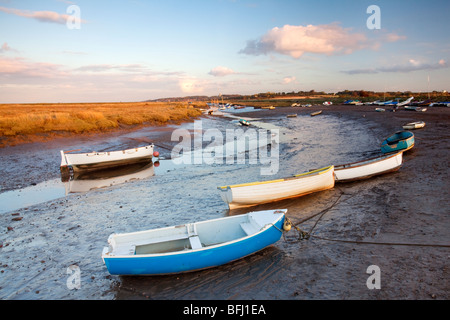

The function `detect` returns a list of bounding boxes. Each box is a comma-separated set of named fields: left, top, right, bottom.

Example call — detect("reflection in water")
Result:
left=62, top=160, right=156, bottom=194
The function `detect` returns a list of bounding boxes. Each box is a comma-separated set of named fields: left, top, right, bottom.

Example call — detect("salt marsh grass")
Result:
left=0, top=102, right=204, bottom=146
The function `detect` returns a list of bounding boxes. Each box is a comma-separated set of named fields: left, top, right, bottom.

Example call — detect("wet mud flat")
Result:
left=0, top=105, right=449, bottom=300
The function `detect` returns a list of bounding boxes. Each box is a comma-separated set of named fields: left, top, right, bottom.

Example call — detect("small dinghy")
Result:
left=402, top=121, right=425, bottom=130
left=310, top=110, right=322, bottom=116
left=239, top=119, right=250, bottom=126
left=334, top=152, right=403, bottom=182
left=218, top=166, right=334, bottom=209
left=102, top=209, right=286, bottom=275
left=60, top=144, right=155, bottom=173
left=381, top=131, right=414, bottom=153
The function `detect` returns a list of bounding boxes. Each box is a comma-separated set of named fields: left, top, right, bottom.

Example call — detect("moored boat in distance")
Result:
left=334, top=152, right=403, bottom=183
left=218, top=166, right=335, bottom=209
left=310, top=110, right=322, bottom=116
left=403, top=121, right=425, bottom=130
left=102, top=209, right=287, bottom=275
left=397, top=97, right=414, bottom=107
left=381, top=131, right=414, bottom=154
left=60, top=144, right=155, bottom=173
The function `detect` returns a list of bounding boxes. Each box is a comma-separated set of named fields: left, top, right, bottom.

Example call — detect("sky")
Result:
left=0, top=0, right=449, bottom=103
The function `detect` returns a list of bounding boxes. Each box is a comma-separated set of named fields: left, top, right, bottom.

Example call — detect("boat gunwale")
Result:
left=103, top=211, right=286, bottom=259
left=63, top=144, right=154, bottom=157
left=217, top=166, right=333, bottom=190
left=334, top=151, right=403, bottom=171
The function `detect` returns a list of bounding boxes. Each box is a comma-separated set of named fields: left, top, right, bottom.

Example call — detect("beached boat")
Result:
left=375, top=108, right=385, bottom=112
left=378, top=100, right=393, bottom=106
left=218, top=166, right=334, bottom=209
left=287, top=114, right=297, bottom=118
left=402, top=121, right=425, bottom=130
left=397, top=97, right=414, bottom=107
left=334, top=152, right=403, bottom=183
left=60, top=144, right=155, bottom=173
left=102, top=209, right=287, bottom=275
left=381, top=131, right=414, bottom=154
left=310, top=110, right=322, bottom=116
left=239, top=119, right=250, bottom=126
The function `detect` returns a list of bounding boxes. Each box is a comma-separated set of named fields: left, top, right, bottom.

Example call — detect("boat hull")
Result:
left=60, top=145, right=154, bottom=172
left=381, top=131, right=414, bottom=154
left=334, top=152, right=403, bottom=182
left=102, top=210, right=285, bottom=275
left=402, top=121, right=425, bottom=130
left=218, top=166, right=334, bottom=209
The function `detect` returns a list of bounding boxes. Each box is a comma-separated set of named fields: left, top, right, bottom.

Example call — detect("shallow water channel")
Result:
left=0, top=110, right=384, bottom=299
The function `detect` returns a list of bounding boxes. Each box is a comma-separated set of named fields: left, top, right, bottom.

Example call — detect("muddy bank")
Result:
left=0, top=104, right=448, bottom=300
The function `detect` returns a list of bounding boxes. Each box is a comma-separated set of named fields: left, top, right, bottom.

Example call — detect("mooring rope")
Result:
left=284, top=188, right=450, bottom=249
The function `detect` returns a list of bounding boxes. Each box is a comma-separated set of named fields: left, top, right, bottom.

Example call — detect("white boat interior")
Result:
left=104, top=210, right=285, bottom=257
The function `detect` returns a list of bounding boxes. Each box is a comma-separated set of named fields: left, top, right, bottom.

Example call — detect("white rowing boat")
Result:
left=334, top=152, right=403, bottom=183
left=218, top=166, right=335, bottom=209
left=402, top=121, right=425, bottom=130
left=60, top=144, right=155, bottom=172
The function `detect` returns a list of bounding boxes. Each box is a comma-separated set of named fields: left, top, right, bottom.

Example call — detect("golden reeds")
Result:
left=0, top=102, right=204, bottom=146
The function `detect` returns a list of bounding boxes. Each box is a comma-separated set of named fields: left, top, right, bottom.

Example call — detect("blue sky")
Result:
left=0, top=0, right=449, bottom=103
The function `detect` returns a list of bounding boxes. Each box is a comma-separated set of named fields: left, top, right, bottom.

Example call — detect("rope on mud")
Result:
left=283, top=189, right=346, bottom=241
left=283, top=187, right=450, bottom=249
left=307, top=235, right=450, bottom=248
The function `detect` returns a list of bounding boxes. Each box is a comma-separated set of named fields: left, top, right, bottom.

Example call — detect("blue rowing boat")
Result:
left=381, top=131, right=414, bottom=153
left=102, top=209, right=286, bottom=275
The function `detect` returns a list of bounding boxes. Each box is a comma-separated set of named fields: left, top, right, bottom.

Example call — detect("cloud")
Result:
left=179, top=78, right=205, bottom=94
left=283, top=76, right=297, bottom=84
left=0, top=56, right=68, bottom=78
left=75, top=64, right=148, bottom=73
left=0, top=42, right=18, bottom=53
left=208, top=66, right=237, bottom=77
left=343, top=59, right=448, bottom=74
left=0, top=6, right=85, bottom=25
left=240, top=23, right=370, bottom=59
left=382, top=33, right=407, bottom=43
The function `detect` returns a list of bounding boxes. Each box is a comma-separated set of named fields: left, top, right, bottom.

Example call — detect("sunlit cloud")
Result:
left=179, top=78, right=206, bottom=94
left=342, top=59, right=448, bottom=74
left=75, top=64, right=148, bottom=73
left=240, top=23, right=406, bottom=59
left=0, top=42, right=18, bottom=53
left=0, top=6, right=85, bottom=25
left=0, top=56, right=68, bottom=78
left=283, top=76, right=297, bottom=84
left=208, top=66, right=237, bottom=77
left=240, top=23, right=370, bottom=58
